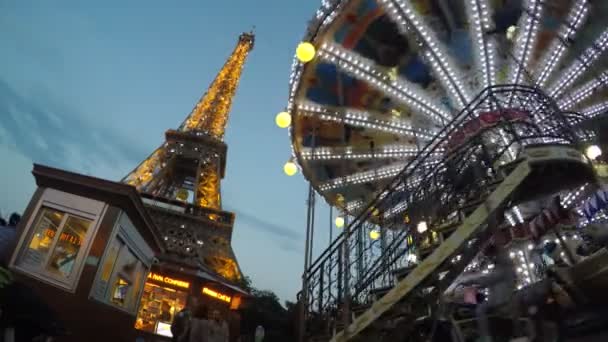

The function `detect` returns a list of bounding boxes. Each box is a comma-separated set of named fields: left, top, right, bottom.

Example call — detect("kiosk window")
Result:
left=102, top=237, right=147, bottom=312
left=90, top=211, right=152, bottom=315
left=46, top=216, right=90, bottom=278
left=135, top=282, right=188, bottom=336
left=16, top=206, right=93, bottom=288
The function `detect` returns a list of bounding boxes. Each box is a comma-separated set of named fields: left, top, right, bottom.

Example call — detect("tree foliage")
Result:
left=239, top=277, right=298, bottom=342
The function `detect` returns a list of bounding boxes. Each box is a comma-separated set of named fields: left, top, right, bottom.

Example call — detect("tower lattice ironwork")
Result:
left=122, top=32, right=254, bottom=282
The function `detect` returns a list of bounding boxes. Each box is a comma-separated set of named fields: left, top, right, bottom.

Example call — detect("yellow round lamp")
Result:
left=417, top=221, right=428, bottom=233
left=370, top=229, right=381, bottom=240
left=335, top=216, right=345, bottom=228
left=275, top=111, right=291, bottom=128
left=585, top=145, right=602, bottom=160
left=296, top=42, right=316, bottom=63
left=283, top=160, right=298, bottom=176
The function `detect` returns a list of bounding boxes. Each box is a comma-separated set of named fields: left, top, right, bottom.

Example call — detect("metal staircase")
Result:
left=333, top=145, right=593, bottom=341
left=299, top=86, right=597, bottom=342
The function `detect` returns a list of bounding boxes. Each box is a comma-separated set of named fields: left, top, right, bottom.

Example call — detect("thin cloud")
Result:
left=0, top=79, right=146, bottom=180
left=227, top=208, right=302, bottom=243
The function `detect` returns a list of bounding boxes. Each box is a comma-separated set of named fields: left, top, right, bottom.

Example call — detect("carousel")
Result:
left=277, top=0, right=608, bottom=341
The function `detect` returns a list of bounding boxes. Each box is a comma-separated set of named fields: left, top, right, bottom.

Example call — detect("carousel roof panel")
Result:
left=287, top=0, right=608, bottom=214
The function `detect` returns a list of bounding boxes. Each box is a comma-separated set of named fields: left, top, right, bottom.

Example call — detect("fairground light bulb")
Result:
left=369, top=229, right=381, bottom=240
left=275, top=111, right=291, bottom=128
left=585, top=145, right=602, bottom=160
left=417, top=221, right=428, bottom=233
left=506, top=25, right=518, bottom=41
left=335, top=216, right=345, bottom=228
left=283, top=160, right=298, bottom=176
left=296, top=42, right=316, bottom=63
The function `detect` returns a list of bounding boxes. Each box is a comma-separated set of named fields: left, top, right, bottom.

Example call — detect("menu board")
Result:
left=134, top=282, right=187, bottom=335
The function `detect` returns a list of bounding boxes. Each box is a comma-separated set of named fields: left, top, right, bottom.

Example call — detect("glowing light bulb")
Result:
left=283, top=160, right=298, bottom=176
left=369, top=229, right=381, bottom=240
left=507, top=25, right=518, bottom=41
left=585, top=145, right=602, bottom=160
left=296, top=42, right=316, bottom=63
left=417, top=221, right=428, bottom=233
left=335, top=216, right=345, bottom=228
left=407, top=253, right=417, bottom=263
left=275, top=111, right=292, bottom=128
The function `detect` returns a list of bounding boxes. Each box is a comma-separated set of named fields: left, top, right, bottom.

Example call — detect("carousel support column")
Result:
left=553, top=225, right=576, bottom=266
left=357, top=219, right=363, bottom=291
left=381, top=222, right=387, bottom=280
left=309, top=190, right=316, bottom=266
left=328, top=206, right=333, bottom=313
left=299, top=184, right=316, bottom=342
left=334, top=53, right=352, bottom=330
left=342, top=215, right=351, bottom=331
left=337, top=238, right=343, bottom=303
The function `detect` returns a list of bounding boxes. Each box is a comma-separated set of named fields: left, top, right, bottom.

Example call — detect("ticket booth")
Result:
left=7, top=164, right=164, bottom=342
left=134, top=262, right=248, bottom=342
left=135, top=271, right=191, bottom=337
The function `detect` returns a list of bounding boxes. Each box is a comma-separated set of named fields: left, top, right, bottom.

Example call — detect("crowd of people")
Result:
left=170, top=297, right=231, bottom=342
left=450, top=222, right=608, bottom=342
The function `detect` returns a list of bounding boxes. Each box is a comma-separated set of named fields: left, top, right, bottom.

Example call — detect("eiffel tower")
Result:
left=122, top=32, right=254, bottom=282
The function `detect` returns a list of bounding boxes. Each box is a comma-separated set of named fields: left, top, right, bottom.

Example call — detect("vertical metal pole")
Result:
left=342, top=215, right=351, bottom=328
left=553, top=226, right=576, bottom=266
left=330, top=206, right=334, bottom=244
left=309, top=191, right=316, bottom=265
left=338, top=240, right=343, bottom=302
left=356, top=222, right=362, bottom=287
left=328, top=206, right=333, bottom=305
left=299, top=184, right=314, bottom=342
left=381, top=224, right=387, bottom=276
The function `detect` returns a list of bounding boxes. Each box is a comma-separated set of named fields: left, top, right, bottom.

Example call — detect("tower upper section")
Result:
left=120, top=33, right=255, bottom=282
left=122, top=33, right=255, bottom=200
left=178, top=32, right=255, bottom=140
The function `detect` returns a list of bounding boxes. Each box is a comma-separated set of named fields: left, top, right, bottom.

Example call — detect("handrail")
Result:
left=301, top=85, right=578, bottom=322
left=305, top=84, right=506, bottom=275
left=305, top=84, right=565, bottom=277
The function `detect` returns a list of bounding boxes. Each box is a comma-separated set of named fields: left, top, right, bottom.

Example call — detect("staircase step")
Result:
left=419, top=244, right=438, bottom=258
left=352, top=304, right=371, bottom=315
left=392, top=264, right=417, bottom=281
left=369, top=285, right=392, bottom=300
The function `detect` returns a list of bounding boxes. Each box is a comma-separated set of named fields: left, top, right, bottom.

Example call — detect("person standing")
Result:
left=206, top=309, right=229, bottom=342
left=254, top=325, right=265, bottom=342
left=459, top=244, right=517, bottom=342
left=188, top=303, right=209, bottom=342
left=172, top=297, right=199, bottom=342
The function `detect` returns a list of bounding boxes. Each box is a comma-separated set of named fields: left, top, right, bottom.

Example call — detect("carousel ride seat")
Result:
left=554, top=248, right=608, bottom=305
left=369, top=285, right=393, bottom=302
left=392, top=264, right=417, bottom=282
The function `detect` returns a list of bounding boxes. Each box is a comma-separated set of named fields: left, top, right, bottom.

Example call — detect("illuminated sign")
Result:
left=229, top=296, right=241, bottom=310
left=147, top=272, right=190, bottom=289
left=202, top=287, right=231, bottom=303
left=45, top=229, right=81, bottom=246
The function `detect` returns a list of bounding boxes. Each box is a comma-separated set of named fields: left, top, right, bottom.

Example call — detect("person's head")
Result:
left=8, top=213, right=20, bottom=227
left=211, top=309, right=222, bottom=322
left=193, top=303, right=208, bottom=319
left=485, top=243, right=510, bottom=265
left=484, top=243, right=499, bottom=261
left=186, top=296, right=199, bottom=310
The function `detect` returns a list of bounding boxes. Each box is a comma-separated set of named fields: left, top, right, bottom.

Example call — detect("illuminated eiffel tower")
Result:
left=123, top=32, right=254, bottom=282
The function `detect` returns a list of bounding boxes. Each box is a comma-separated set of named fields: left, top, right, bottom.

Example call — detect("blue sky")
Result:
left=0, top=0, right=335, bottom=302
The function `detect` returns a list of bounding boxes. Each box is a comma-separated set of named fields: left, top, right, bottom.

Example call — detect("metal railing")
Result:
left=300, top=85, right=579, bottom=335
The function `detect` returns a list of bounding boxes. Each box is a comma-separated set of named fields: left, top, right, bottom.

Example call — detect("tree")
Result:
left=239, top=282, right=296, bottom=341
